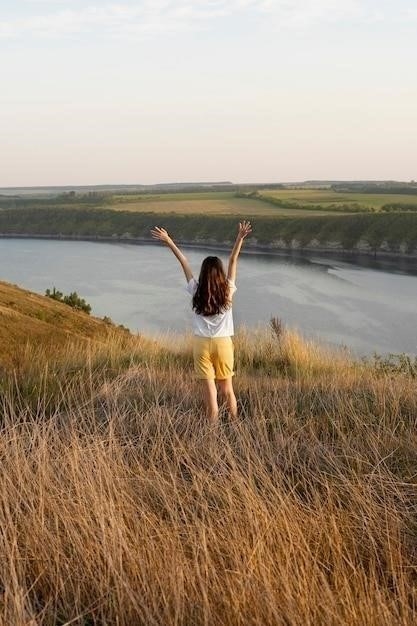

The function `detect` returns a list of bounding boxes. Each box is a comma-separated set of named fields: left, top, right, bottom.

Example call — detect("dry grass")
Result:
left=1, top=327, right=417, bottom=625
left=0, top=281, right=131, bottom=371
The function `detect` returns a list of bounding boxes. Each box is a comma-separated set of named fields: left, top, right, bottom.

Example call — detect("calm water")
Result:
left=1, top=238, right=416, bottom=356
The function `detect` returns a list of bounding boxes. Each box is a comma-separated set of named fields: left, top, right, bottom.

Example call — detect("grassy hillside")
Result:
left=1, top=283, right=417, bottom=624
left=0, top=280, right=137, bottom=371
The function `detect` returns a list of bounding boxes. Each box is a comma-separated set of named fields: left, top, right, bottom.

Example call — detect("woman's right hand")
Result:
left=237, top=220, right=252, bottom=240
left=151, top=226, right=171, bottom=243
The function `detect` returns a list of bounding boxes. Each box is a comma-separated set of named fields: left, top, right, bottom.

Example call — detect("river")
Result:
left=0, top=238, right=416, bottom=356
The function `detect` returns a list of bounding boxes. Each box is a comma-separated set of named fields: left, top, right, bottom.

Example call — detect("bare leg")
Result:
left=217, top=378, right=238, bottom=419
left=201, top=379, right=219, bottom=423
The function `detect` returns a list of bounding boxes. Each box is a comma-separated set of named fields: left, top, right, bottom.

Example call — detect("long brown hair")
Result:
left=192, top=256, right=230, bottom=316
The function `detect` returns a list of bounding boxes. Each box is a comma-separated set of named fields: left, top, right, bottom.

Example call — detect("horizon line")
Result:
left=1, top=178, right=416, bottom=191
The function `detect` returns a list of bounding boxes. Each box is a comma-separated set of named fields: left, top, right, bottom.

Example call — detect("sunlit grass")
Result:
left=1, top=322, right=417, bottom=624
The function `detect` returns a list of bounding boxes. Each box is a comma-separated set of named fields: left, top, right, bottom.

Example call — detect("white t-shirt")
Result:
left=186, top=277, right=237, bottom=337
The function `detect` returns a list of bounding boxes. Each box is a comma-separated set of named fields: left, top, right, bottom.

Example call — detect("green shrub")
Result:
left=45, top=287, right=92, bottom=314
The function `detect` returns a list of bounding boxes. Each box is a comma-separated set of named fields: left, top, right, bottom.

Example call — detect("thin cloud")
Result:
left=406, top=7, right=417, bottom=19
left=0, top=1, right=399, bottom=40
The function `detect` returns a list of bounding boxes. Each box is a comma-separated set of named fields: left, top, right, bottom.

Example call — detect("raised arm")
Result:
left=151, top=226, right=193, bottom=283
left=227, top=221, right=252, bottom=284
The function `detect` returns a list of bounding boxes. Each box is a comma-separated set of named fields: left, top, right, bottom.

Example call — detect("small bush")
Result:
left=45, top=287, right=92, bottom=314
left=366, top=352, right=417, bottom=377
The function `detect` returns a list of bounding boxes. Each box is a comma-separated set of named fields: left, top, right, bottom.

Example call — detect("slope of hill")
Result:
left=0, top=280, right=125, bottom=370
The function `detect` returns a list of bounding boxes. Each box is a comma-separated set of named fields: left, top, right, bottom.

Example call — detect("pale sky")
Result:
left=1, top=0, right=417, bottom=186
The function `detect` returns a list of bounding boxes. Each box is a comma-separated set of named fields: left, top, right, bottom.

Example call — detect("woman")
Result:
left=151, top=221, right=252, bottom=422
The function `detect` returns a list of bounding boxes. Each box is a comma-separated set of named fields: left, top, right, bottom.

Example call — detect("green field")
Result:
left=0, top=190, right=344, bottom=217
left=2, top=186, right=417, bottom=256
left=64, top=188, right=417, bottom=216
left=259, top=188, right=417, bottom=211
left=107, top=191, right=345, bottom=217
left=3, top=186, right=417, bottom=217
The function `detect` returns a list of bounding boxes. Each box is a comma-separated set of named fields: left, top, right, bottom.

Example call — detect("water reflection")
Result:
left=0, top=238, right=416, bottom=356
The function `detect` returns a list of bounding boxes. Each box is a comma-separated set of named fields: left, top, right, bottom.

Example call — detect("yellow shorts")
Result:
left=193, top=336, right=234, bottom=381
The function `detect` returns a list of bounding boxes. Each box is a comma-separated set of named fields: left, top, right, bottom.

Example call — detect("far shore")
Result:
left=1, top=232, right=417, bottom=268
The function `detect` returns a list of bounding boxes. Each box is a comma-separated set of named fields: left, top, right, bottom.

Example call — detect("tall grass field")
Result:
left=1, top=286, right=417, bottom=625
